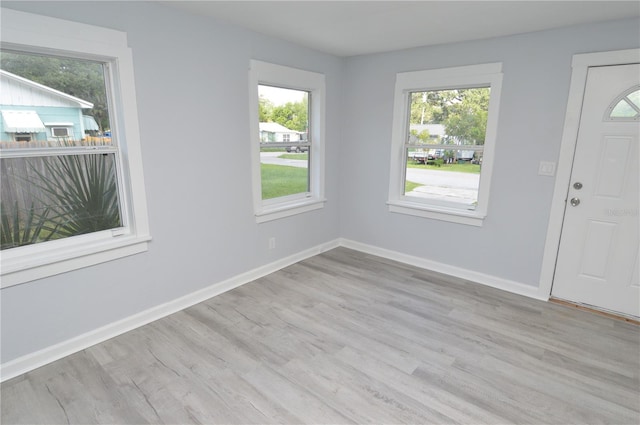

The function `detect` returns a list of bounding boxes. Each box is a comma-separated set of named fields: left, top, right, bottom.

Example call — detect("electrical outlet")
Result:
left=538, top=161, right=556, bottom=177
left=269, top=237, right=276, bottom=250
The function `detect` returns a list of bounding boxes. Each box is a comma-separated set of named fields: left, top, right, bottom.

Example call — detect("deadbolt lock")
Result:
left=573, top=182, right=583, bottom=190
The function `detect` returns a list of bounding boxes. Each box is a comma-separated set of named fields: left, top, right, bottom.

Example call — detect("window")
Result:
left=1, top=8, right=150, bottom=287
left=388, top=63, right=503, bottom=226
left=249, top=60, right=325, bottom=223
left=51, top=127, right=71, bottom=137
left=606, top=87, right=640, bottom=121
left=14, top=134, right=32, bottom=142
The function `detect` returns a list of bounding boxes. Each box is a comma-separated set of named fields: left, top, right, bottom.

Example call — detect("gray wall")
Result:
left=0, top=1, right=343, bottom=363
left=1, top=1, right=638, bottom=364
left=339, top=18, right=640, bottom=287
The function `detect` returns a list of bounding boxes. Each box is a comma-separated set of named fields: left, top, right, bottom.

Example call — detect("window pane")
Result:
left=405, top=148, right=482, bottom=209
left=1, top=154, right=122, bottom=249
left=627, top=89, right=640, bottom=109
left=404, top=88, right=489, bottom=210
left=1, top=51, right=111, bottom=149
left=260, top=147, right=310, bottom=200
left=258, top=85, right=310, bottom=199
left=610, top=98, right=638, bottom=118
left=52, top=127, right=70, bottom=137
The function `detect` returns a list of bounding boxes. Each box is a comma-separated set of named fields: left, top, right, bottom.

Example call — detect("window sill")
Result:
left=256, top=197, right=326, bottom=223
left=387, top=200, right=485, bottom=227
left=1, top=234, right=151, bottom=288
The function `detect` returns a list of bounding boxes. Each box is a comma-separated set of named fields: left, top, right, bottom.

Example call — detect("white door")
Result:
left=552, top=64, right=639, bottom=317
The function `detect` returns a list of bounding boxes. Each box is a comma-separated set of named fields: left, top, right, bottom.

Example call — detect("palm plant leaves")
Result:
left=1, top=153, right=121, bottom=249
left=0, top=202, right=58, bottom=249
left=30, top=154, right=122, bottom=237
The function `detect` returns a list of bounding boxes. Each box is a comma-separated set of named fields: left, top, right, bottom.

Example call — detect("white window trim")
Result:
left=1, top=8, right=151, bottom=288
left=249, top=60, right=326, bottom=223
left=388, top=62, right=503, bottom=226
left=50, top=126, right=71, bottom=137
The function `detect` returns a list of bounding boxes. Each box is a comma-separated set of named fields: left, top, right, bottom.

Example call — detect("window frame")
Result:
left=1, top=8, right=151, bottom=287
left=14, top=133, right=33, bottom=142
left=249, top=60, right=326, bottom=223
left=605, top=86, right=640, bottom=121
left=387, top=62, right=503, bottom=226
left=50, top=126, right=71, bottom=137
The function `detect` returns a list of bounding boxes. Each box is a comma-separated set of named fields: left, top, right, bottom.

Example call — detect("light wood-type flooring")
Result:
left=2, top=247, right=639, bottom=424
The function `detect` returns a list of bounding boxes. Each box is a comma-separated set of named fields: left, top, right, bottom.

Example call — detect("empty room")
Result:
left=1, top=1, right=639, bottom=423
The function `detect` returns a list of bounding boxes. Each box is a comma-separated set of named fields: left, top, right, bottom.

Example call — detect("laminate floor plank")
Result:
left=2, top=247, right=639, bottom=424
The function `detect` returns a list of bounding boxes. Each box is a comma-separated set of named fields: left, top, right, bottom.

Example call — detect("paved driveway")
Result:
left=260, top=152, right=308, bottom=168
left=406, top=168, right=479, bottom=204
left=259, top=154, right=478, bottom=205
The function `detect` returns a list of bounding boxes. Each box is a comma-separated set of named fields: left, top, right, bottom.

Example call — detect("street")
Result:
left=260, top=152, right=479, bottom=205
left=260, top=151, right=307, bottom=168
left=406, top=167, right=479, bottom=205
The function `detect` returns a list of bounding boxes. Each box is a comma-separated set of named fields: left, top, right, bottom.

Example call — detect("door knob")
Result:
left=570, top=197, right=580, bottom=207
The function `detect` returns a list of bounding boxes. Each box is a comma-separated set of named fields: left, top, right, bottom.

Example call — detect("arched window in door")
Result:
left=606, top=86, right=640, bottom=121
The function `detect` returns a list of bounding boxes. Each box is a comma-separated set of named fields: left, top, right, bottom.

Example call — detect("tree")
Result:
left=444, top=88, right=490, bottom=145
left=258, top=95, right=274, bottom=122
left=258, top=92, right=308, bottom=133
left=270, top=99, right=308, bottom=132
left=409, top=129, right=431, bottom=144
left=410, top=92, right=432, bottom=124
left=1, top=52, right=110, bottom=130
left=410, top=90, right=461, bottom=125
left=410, top=87, right=490, bottom=145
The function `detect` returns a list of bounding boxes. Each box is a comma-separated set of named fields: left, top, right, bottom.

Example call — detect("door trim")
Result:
left=539, top=48, right=640, bottom=299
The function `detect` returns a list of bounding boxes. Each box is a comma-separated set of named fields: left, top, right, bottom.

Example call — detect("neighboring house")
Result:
left=409, top=123, right=475, bottom=161
left=0, top=69, right=95, bottom=143
left=83, top=115, right=100, bottom=134
left=409, top=123, right=446, bottom=141
left=259, top=121, right=303, bottom=143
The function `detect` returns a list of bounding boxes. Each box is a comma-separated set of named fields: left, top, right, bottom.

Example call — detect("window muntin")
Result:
left=607, top=87, right=640, bottom=121
left=249, top=60, right=325, bottom=223
left=1, top=7, right=150, bottom=287
left=388, top=63, right=503, bottom=226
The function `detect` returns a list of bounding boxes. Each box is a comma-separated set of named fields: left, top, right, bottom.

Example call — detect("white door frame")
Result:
left=539, top=48, right=640, bottom=299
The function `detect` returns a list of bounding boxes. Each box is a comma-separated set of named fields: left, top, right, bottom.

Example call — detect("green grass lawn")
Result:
left=278, top=153, right=308, bottom=160
left=406, top=161, right=480, bottom=174
left=405, top=180, right=423, bottom=194
left=261, top=164, right=308, bottom=199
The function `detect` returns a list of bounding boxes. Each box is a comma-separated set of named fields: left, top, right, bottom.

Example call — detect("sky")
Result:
left=259, top=84, right=307, bottom=106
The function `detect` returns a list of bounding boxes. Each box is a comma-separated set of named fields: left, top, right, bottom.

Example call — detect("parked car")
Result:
left=286, top=144, right=309, bottom=153
left=408, top=150, right=439, bottom=164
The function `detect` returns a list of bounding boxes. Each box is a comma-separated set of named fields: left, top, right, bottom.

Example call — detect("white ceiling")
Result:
left=162, top=1, right=640, bottom=57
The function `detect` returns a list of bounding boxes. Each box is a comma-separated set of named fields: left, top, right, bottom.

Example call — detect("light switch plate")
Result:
left=538, top=161, right=556, bottom=177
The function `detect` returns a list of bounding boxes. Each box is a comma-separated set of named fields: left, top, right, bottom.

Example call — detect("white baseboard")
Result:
left=339, top=238, right=549, bottom=301
left=0, top=239, right=340, bottom=383
left=1, top=237, right=548, bottom=382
